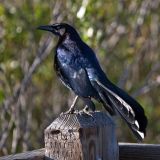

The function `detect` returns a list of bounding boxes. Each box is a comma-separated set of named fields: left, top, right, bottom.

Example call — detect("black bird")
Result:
left=38, top=23, right=147, bottom=141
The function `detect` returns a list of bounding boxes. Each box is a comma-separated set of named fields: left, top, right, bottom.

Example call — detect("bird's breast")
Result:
left=56, top=46, right=83, bottom=68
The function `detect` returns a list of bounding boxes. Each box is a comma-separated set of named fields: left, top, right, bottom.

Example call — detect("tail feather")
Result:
left=127, top=123, right=145, bottom=141
left=95, top=80, right=147, bottom=141
left=107, top=93, right=139, bottom=131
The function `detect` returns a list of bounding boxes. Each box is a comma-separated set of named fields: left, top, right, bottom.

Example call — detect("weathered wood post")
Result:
left=45, top=111, right=119, bottom=160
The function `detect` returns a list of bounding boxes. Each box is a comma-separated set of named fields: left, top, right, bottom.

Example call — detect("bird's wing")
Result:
left=54, top=54, right=98, bottom=98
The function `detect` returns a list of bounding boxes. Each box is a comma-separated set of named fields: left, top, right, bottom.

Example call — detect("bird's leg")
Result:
left=79, top=98, right=95, bottom=117
left=79, top=105, right=94, bottom=117
left=65, top=95, right=79, bottom=114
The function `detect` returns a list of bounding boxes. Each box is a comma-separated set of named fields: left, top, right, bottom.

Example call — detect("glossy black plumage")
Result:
left=38, top=23, right=147, bottom=141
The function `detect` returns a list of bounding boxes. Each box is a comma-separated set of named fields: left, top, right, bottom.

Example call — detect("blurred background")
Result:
left=0, top=0, right=160, bottom=156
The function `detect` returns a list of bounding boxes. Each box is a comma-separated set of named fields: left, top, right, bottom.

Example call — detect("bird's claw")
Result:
left=78, top=109, right=94, bottom=118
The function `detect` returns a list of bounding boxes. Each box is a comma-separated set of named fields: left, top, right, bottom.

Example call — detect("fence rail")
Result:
left=1, top=112, right=159, bottom=160
left=1, top=143, right=160, bottom=160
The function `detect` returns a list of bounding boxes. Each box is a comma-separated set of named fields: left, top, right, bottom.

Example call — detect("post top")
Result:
left=45, top=111, right=114, bottom=132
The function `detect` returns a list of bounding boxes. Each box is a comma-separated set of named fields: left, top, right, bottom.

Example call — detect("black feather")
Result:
left=38, top=23, right=148, bottom=141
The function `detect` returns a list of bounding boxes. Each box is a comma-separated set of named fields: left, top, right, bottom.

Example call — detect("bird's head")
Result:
left=37, top=23, right=79, bottom=38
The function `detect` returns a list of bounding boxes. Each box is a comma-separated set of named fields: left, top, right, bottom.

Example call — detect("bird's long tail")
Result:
left=94, top=80, right=147, bottom=141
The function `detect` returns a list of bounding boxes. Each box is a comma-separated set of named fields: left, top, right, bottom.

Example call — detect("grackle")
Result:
left=38, top=23, right=147, bottom=141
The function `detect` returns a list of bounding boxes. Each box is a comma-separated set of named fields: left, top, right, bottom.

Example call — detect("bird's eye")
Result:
left=56, top=26, right=61, bottom=30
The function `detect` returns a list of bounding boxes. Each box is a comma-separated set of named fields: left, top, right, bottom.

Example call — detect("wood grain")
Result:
left=119, top=143, right=160, bottom=160
left=45, top=111, right=118, bottom=160
left=0, top=148, right=45, bottom=160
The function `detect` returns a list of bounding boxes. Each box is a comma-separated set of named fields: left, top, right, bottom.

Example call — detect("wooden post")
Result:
left=45, top=111, right=119, bottom=160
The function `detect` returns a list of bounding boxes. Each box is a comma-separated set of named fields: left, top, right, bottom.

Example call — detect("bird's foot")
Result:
left=61, top=96, right=79, bottom=115
left=61, top=95, right=79, bottom=115
left=78, top=108, right=94, bottom=117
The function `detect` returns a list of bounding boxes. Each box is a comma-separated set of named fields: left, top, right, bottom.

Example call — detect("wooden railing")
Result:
left=1, top=143, right=160, bottom=160
left=1, top=112, right=160, bottom=160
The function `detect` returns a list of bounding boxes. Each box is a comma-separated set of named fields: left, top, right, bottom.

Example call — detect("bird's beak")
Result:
left=37, top=25, right=53, bottom=32
left=37, top=25, right=59, bottom=36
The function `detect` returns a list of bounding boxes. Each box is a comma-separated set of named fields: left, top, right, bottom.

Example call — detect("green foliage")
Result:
left=0, top=0, right=160, bottom=156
